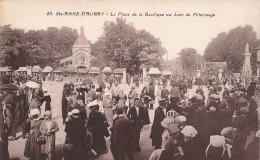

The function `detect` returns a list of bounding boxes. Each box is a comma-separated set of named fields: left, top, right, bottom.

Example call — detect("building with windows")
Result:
left=60, top=26, right=95, bottom=71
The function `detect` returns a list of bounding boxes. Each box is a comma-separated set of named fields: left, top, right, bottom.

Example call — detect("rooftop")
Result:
left=148, top=68, right=161, bottom=75
left=73, top=26, right=91, bottom=48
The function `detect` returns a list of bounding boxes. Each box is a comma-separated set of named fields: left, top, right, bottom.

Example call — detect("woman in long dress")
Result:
left=24, top=108, right=43, bottom=160
left=40, top=111, right=59, bottom=160
left=116, top=90, right=127, bottom=109
left=140, top=87, right=151, bottom=126
left=102, top=93, right=113, bottom=123
left=64, top=109, right=87, bottom=160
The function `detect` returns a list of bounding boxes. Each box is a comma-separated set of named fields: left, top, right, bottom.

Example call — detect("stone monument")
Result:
left=241, top=43, right=252, bottom=87
left=241, top=43, right=252, bottom=77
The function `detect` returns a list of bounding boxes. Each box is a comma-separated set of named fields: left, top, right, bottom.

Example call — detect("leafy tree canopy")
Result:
left=177, top=48, right=203, bottom=76
left=92, top=17, right=166, bottom=73
left=204, top=25, right=259, bottom=74
left=0, top=25, right=78, bottom=69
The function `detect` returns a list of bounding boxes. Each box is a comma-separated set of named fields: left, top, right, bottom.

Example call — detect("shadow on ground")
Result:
left=53, top=144, right=64, bottom=160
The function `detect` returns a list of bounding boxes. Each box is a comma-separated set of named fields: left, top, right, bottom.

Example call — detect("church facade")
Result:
left=60, top=26, right=94, bottom=70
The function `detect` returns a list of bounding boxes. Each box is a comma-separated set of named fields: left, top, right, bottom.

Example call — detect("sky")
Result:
left=0, top=0, right=259, bottom=60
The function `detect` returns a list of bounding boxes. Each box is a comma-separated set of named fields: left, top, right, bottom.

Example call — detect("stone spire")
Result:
left=72, top=26, right=90, bottom=50
left=241, top=43, right=252, bottom=77
left=245, top=43, right=249, bottom=53
left=80, top=26, right=84, bottom=36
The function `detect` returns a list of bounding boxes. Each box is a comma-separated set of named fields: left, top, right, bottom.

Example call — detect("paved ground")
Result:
left=7, top=81, right=259, bottom=160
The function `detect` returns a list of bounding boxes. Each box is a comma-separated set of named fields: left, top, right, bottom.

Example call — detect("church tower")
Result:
left=60, top=26, right=94, bottom=70
left=71, top=26, right=92, bottom=69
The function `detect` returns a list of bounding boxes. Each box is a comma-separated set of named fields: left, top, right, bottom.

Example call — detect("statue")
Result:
left=245, top=43, right=249, bottom=53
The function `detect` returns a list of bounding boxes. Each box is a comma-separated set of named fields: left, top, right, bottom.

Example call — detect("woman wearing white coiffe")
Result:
left=102, top=93, right=113, bottom=123
left=161, top=117, right=174, bottom=149
left=205, top=135, right=231, bottom=160
left=40, top=111, right=59, bottom=160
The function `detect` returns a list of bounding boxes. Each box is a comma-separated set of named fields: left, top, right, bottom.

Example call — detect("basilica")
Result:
left=60, top=26, right=95, bottom=71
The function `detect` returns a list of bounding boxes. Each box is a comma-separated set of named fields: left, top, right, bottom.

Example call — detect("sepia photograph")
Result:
left=0, top=0, right=260, bottom=159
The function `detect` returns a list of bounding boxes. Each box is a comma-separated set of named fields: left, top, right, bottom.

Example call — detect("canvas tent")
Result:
left=102, top=67, right=112, bottom=73
left=42, top=66, right=53, bottom=73
left=89, top=67, right=100, bottom=74
left=148, top=68, right=161, bottom=75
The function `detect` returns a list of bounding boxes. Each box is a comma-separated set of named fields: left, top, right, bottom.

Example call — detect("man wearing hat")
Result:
left=111, top=108, right=134, bottom=160
left=87, top=103, right=109, bottom=155
left=150, top=98, right=167, bottom=149
left=127, top=98, right=145, bottom=152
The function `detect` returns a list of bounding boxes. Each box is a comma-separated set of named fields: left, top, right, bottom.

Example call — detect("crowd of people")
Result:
left=149, top=79, right=259, bottom=160
left=0, top=73, right=260, bottom=160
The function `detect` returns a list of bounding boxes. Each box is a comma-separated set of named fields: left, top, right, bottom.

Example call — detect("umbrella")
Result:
left=26, top=81, right=40, bottom=88
left=0, top=83, right=19, bottom=90
left=83, top=78, right=93, bottom=85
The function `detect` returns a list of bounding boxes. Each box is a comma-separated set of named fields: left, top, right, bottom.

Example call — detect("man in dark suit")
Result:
left=111, top=108, right=134, bottom=160
left=150, top=98, right=166, bottom=149
left=148, top=84, right=155, bottom=110
left=127, top=98, right=145, bottom=153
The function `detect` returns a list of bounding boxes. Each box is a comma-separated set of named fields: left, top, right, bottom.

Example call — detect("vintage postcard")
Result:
left=0, top=0, right=259, bottom=160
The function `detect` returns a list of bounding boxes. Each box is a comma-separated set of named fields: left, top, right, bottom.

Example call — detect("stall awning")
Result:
left=0, top=67, right=11, bottom=72
left=32, top=65, right=42, bottom=72
left=148, top=68, right=161, bottom=75
left=42, top=66, right=53, bottom=72
left=17, top=67, right=27, bottom=72
left=89, top=67, right=100, bottom=73
left=102, top=67, right=112, bottom=73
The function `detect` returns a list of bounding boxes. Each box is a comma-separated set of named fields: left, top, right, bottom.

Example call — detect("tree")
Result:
left=92, top=17, right=166, bottom=73
left=177, top=48, right=202, bottom=75
left=0, top=25, right=24, bottom=69
left=204, top=25, right=259, bottom=74
left=0, top=25, right=78, bottom=69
